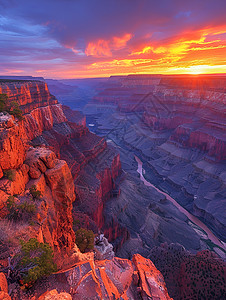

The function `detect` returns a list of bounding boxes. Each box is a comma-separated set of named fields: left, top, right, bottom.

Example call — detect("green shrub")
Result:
left=73, top=219, right=80, bottom=227
left=19, top=201, right=36, bottom=214
left=29, top=185, right=42, bottom=200
left=18, top=238, right=57, bottom=286
left=6, top=196, right=36, bottom=221
left=6, top=195, right=16, bottom=211
left=4, top=169, right=16, bottom=181
left=75, top=228, right=94, bottom=253
left=9, top=101, right=24, bottom=120
left=0, top=94, right=8, bottom=112
left=0, top=94, right=24, bottom=120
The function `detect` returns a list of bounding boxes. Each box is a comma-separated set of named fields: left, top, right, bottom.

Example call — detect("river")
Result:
left=135, top=155, right=226, bottom=252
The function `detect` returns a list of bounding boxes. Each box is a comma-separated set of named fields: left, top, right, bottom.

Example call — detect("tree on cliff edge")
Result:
left=75, top=228, right=94, bottom=253
left=0, top=94, right=8, bottom=111
left=0, top=94, right=24, bottom=120
left=13, top=238, right=57, bottom=287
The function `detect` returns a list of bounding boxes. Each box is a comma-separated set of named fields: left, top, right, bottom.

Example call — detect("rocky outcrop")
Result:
left=0, top=291, right=11, bottom=300
left=25, top=147, right=75, bottom=253
left=33, top=254, right=172, bottom=300
left=94, top=234, right=114, bottom=260
left=0, top=273, right=11, bottom=300
left=0, top=272, right=8, bottom=293
left=0, top=81, right=57, bottom=114
left=0, top=82, right=121, bottom=236
left=0, top=113, right=27, bottom=170
left=39, top=290, right=72, bottom=300
left=0, top=80, right=124, bottom=255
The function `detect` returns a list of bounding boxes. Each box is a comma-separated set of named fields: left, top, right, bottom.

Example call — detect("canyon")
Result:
left=0, top=79, right=174, bottom=299
left=0, top=76, right=225, bottom=299
left=47, top=74, right=226, bottom=298
left=68, top=74, right=225, bottom=248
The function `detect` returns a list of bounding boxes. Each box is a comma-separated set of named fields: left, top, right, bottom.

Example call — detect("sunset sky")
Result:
left=0, top=0, right=226, bottom=78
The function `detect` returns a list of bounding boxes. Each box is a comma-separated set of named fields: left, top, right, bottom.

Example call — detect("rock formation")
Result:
left=32, top=253, right=172, bottom=300
left=0, top=79, right=173, bottom=299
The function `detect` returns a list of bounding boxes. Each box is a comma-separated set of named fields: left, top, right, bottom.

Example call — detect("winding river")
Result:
left=135, top=155, right=226, bottom=252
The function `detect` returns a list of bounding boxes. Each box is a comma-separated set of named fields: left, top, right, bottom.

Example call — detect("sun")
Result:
left=187, top=65, right=208, bottom=75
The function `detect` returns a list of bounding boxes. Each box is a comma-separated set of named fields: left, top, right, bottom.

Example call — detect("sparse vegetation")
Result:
left=0, top=93, right=8, bottom=111
left=0, top=93, right=24, bottom=120
left=17, top=238, right=57, bottom=286
left=6, top=196, right=36, bottom=221
left=9, top=101, right=24, bottom=120
left=4, top=169, right=16, bottom=181
left=29, top=185, right=42, bottom=200
left=75, top=228, right=94, bottom=253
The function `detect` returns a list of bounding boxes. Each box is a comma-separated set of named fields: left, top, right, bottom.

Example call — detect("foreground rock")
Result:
left=0, top=273, right=11, bottom=300
left=39, top=290, right=72, bottom=300
left=32, top=254, right=172, bottom=300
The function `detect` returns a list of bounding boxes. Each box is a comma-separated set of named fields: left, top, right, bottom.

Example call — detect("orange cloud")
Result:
left=85, top=40, right=112, bottom=57
left=84, top=27, right=226, bottom=77
left=85, top=33, right=132, bottom=57
left=112, top=33, right=132, bottom=49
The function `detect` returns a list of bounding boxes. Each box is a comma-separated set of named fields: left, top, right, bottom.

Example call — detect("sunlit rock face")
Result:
left=0, top=80, right=123, bottom=255
left=33, top=254, right=172, bottom=300
left=0, top=113, right=27, bottom=171
left=0, top=81, right=57, bottom=113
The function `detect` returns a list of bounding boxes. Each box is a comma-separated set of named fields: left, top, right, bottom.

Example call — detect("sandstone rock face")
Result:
left=0, top=291, right=11, bottom=300
left=34, top=254, right=172, bottom=300
left=0, top=81, right=57, bottom=113
left=39, top=289, right=72, bottom=300
left=0, top=80, right=122, bottom=255
left=1, top=82, right=122, bottom=245
left=24, top=147, right=76, bottom=253
left=0, top=273, right=10, bottom=300
left=0, top=113, right=26, bottom=171
left=0, top=143, right=76, bottom=256
left=44, top=159, right=75, bottom=252
left=0, top=272, right=8, bottom=293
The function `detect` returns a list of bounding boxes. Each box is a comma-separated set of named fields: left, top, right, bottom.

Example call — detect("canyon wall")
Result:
left=0, top=79, right=173, bottom=299
left=83, top=75, right=226, bottom=243
left=0, top=80, right=124, bottom=253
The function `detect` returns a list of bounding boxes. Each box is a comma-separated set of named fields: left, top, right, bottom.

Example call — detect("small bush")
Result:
left=9, top=101, right=24, bottom=120
left=6, top=195, right=16, bottom=211
left=75, top=228, right=94, bottom=253
left=73, top=219, right=80, bottom=227
left=17, top=238, right=57, bottom=286
left=6, top=196, right=36, bottom=221
left=29, top=185, right=42, bottom=200
left=0, top=94, right=8, bottom=112
left=0, top=94, right=24, bottom=120
left=4, top=169, right=16, bottom=181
